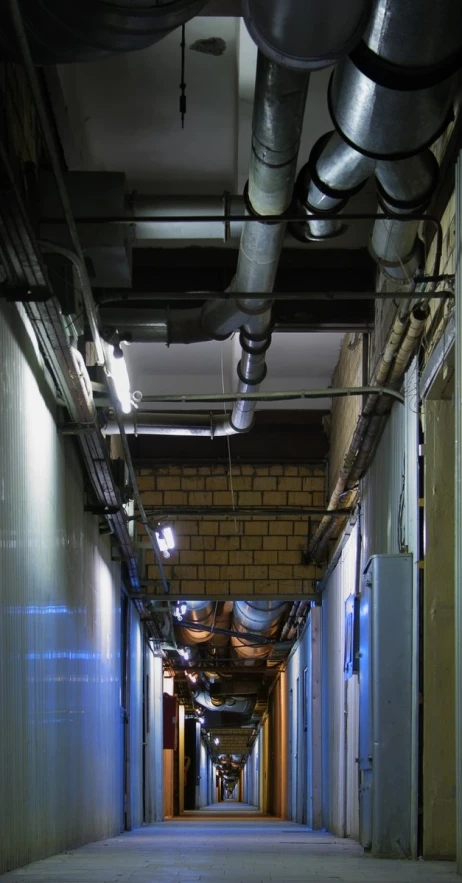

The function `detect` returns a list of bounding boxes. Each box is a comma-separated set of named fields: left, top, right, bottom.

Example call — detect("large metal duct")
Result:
left=231, top=600, right=287, bottom=661
left=329, top=0, right=462, bottom=160
left=296, top=135, right=439, bottom=281
left=292, top=0, right=460, bottom=280
left=201, top=52, right=309, bottom=435
left=194, top=690, right=255, bottom=715
left=0, top=0, right=207, bottom=64
left=243, top=0, right=370, bottom=71
left=176, top=601, right=214, bottom=645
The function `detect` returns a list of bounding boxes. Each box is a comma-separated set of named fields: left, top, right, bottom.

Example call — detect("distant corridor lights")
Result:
left=108, top=343, right=132, bottom=414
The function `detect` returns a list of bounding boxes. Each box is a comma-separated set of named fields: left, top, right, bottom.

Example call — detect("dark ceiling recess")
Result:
left=120, top=246, right=376, bottom=332
left=128, top=410, right=329, bottom=465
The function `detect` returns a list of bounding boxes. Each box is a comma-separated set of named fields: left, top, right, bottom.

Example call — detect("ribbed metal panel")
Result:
left=321, top=522, right=358, bottom=837
left=362, top=403, right=406, bottom=561
left=128, top=605, right=143, bottom=829
left=0, top=302, right=124, bottom=873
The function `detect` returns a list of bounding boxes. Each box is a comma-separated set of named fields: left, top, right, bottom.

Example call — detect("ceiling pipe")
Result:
left=309, top=303, right=429, bottom=561
left=292, top=0, right=461, bottom=280
left=243, top=0, right=370, bottom=71
left=295, top=138, right=440, bottom=282
left=202, top=51, right=310, bottom=434
left=231, top=600, right=288, bottom=661
left=194, top=690, right=256, bottom=715
left=1, top=0, right=207, bottom=64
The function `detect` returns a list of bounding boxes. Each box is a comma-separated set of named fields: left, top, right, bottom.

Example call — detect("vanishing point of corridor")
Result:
left=1, top=806, right=460, bottom=883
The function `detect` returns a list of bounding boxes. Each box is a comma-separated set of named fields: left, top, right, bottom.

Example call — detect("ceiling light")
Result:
left=107, top=343, right=131, bottom=414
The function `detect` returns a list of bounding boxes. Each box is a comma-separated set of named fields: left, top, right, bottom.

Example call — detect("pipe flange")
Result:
left=328, top=73, right=455, bottom=161
left=237, top=362, right=267, bottom=386
left=375, top=190, right=431, bottom=218
left=243, top=180, right=296, bottom=225
left=350, top=40, right=462, bottom=93
left=239, top=331, right=272, bottom=356
left=374, top=159, right=439, bottom=213
left=303, top=133, right=368, bottom=202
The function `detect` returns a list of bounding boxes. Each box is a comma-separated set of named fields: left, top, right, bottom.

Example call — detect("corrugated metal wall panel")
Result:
left=128, top=605, right=144, bottom=829
left=321, top=523, right=358, bottom=837
left=0, top=302, right=124, bottom=873
left=362, top=403, right=406, bottom=561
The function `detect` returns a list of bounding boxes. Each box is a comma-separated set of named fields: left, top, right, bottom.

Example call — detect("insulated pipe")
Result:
left=309, top=305, right=429, bottom=561
left=231, top=600, right=287, bottom=661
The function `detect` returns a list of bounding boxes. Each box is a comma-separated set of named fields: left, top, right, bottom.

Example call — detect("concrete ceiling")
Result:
left=50, top=15, right=376, bottom=410
left=124, top=332, right=343, bottom=411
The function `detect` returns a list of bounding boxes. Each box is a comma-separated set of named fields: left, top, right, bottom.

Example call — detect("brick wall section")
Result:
left=136, top=464, right=325, bottom=597
left=328, top=334, right=363, bottom=498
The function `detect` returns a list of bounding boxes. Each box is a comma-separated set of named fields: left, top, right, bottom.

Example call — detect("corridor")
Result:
left=0, top=811, right=460, bottom=883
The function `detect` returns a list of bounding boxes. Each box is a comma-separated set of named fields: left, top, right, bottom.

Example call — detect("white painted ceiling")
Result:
left=52, top=15, right=375, bottom=412
left=124, top=332, right=343, bottom=411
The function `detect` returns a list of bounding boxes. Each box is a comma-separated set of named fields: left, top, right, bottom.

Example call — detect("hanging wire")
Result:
left=221, top=341, right=239, bottom=533
left=179, top=24, right=186, bottom=128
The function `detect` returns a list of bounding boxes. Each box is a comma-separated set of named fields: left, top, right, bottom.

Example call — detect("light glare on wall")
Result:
left=108, top=343, right=132, bottom=414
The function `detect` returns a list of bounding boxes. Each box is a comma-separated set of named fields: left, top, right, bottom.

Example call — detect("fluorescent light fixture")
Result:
left=107, top=343, right=132, bottom=414
left=155, top=525, right=175, bottom=558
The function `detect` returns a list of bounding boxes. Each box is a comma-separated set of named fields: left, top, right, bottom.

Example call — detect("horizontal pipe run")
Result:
left=40, top=210, right=443, bottom=227
left=139, top=507, right=352, bottom=517
left=137, top=386, right=405, bottom=404
left=97, top=289, right=453, bottom=302
left=180, top=620, right=279, bottom=644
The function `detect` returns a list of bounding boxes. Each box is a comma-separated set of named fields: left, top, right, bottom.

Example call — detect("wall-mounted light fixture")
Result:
left=107, top=342, right=132, bottom=414
left=155, top=525, right=175, bottom=559
left=214, top=737, right=219, bottom=745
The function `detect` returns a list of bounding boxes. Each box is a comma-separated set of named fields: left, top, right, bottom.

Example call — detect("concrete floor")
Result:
left=1, top=803, right=460, bottom=883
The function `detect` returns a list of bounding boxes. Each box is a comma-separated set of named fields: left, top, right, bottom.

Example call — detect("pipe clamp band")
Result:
left=237, top=362, right=267, bottom=386
left=304, top=133, right=368, bottom=201
left=243, top=181, right=295, bottom=225
left=350, top=40, right=462, bottom=93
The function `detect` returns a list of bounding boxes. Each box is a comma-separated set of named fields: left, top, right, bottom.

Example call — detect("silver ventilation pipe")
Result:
left=296, top=138, right=438, bottom=280
left=330, top=0, right=462, bottom=160
left=202, top=52, right=309, bottom=434
left=176, top=601, right=214, bottom=645
left=231, top=600, right=288, bottom=662
left=194, top=690, right=256, bottom=715
left=293, top=0, right=461, bottom=280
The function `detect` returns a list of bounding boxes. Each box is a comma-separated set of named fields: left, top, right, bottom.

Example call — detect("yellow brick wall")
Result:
left=328, top=334, right=364, bottom=498
left=136, top=463, right=325, bottom=597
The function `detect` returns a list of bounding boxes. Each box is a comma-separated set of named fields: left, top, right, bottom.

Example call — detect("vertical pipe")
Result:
left=404, top=358, right=420, bottom=858
left=454, top=153, right=462, bottom=875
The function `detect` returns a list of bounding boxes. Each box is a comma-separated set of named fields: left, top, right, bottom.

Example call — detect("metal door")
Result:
left=358, top=569, right=372, bottom=848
